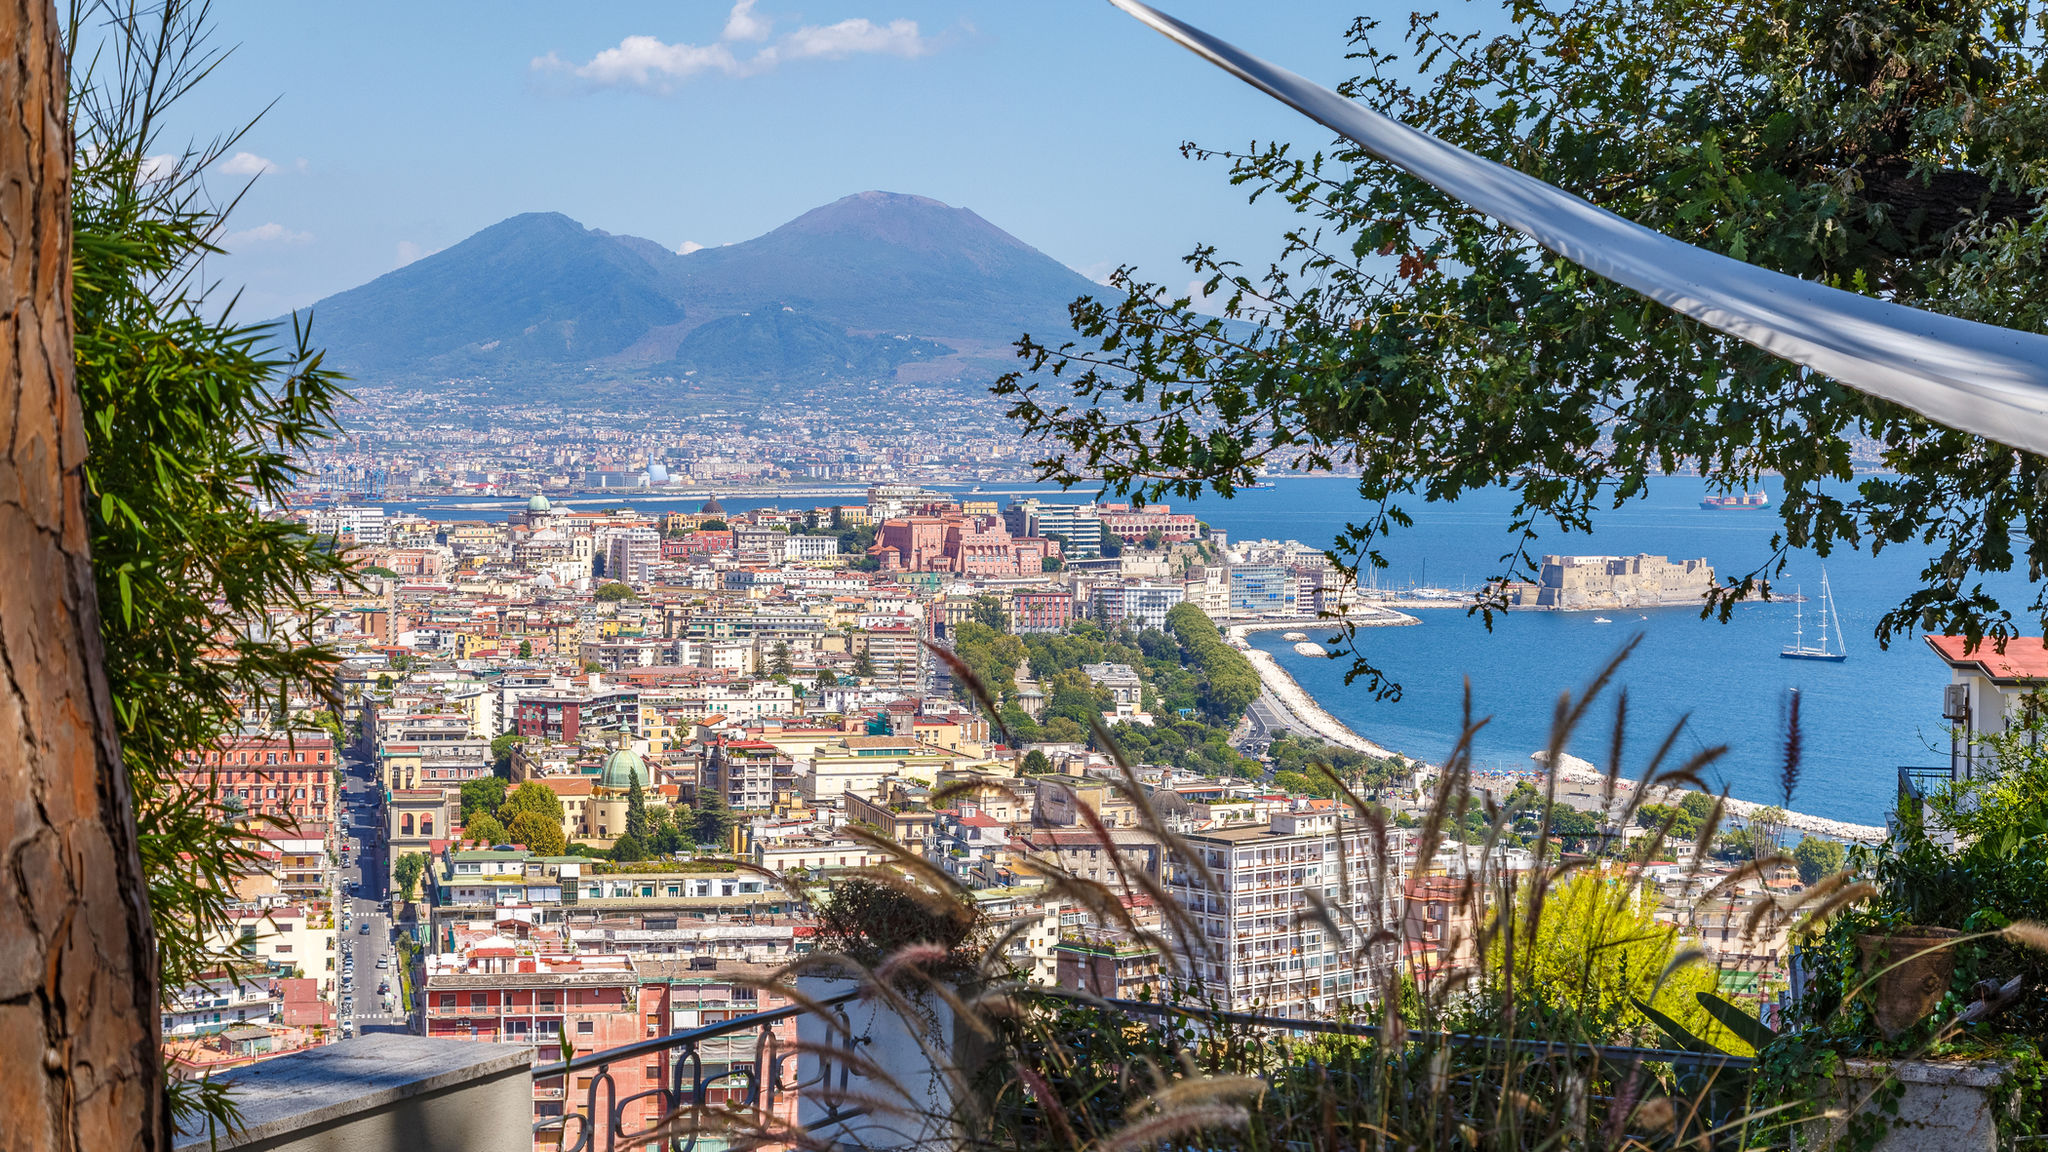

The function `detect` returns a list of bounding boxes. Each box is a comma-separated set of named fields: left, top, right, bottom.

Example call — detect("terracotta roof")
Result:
left=1926, top=635, right=2048, bottom=681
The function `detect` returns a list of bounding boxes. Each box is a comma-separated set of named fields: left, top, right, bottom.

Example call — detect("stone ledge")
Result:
left=1840, top=1058, right=2012, bottom=1089
left=174, top=1035, right=532, bottom=1151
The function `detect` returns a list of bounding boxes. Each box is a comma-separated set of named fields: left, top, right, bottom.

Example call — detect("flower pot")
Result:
left=1856, top=928, right=1960, bottom=1039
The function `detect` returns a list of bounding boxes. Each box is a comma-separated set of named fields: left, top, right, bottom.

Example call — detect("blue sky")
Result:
left=162, top=1, right=1505, bottom=320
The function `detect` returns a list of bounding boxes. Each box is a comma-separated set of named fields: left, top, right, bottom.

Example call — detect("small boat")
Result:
left=1781, top=569, right=1848, bottom=662
left=1593, top=616, right=1613, bottom=624
left=1701, top=490, right=1771, bottom=510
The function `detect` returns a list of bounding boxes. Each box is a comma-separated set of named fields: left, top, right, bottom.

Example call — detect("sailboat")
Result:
left=1781, top=569, right=1848, bottom=662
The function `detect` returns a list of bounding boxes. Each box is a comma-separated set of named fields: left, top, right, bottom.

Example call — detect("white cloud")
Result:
left=225, top=222, right=313, bottom=247
left=541, top=2, right=930, bottom=92
left=677, top=240, right=708, bottom=255
left=138, top=153, right=178, bottom=183
left=218, top=151, right=278, bottom=177
left=558, top=35, right=742, bottom=88
left=777, top=17, right=926, bottom=61
left=723, top=0, right=771, bottom=42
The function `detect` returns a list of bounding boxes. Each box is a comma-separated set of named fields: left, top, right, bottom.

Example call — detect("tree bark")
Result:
left=0, top=2, right=168, bottom=1150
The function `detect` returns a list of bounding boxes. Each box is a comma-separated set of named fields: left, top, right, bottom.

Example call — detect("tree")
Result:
left=625, top=775, right=650, bottom=842
left=595, top=582, right=635, bottom=602
left=1000, top=0, right=2048, bottom=690
left=1493, top=872, right=1736, bottom=1050
left=461, top=775, right=509, bottom=825
left=500, top=780, right=565, bottom=833
left=815, top=668, right=839, bottom=691
left=700, top=518, right=728, bottom=532
left=1021, top=750, right=1053, bottom=775
left=1793, top=835, right=1847, bottom=885
left=609, top=833, right=647, bottom=863
left=394, top=852, right=428, bottom=903
left=852, top=647, right=875, bottom=678
left=1747, top=806, right=1790, bottom=860
left=770, top=641, right=794, bottom=677
left=1042, top=556, right=1063, bottom=573
left=695, top=789, right=736, bottom=848
left=970, top=594, right=1008, bottom=631
left=517, top=640, right=533, bottom=659
left=466, top=813, right=508, bottom=845
left=1098, top=526, right=1123, bottom=558
left=506, top=810, right=567, bottom=857
left=583, top=660, right=603, bottom=673
left=2, top=0, right=168, bottom=1141
left=488, top=731, right=523, bottom=777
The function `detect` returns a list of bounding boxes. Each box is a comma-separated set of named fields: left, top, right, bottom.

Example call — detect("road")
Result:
left=336, top=749, right=407, bottom=1036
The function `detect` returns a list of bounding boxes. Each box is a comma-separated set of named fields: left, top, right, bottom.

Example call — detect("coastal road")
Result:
left=1245, top=689, right=1327, bottom=748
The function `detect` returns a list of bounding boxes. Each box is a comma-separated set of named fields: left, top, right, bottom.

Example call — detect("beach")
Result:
left=1228, top=615, right=1415, bottom=759
left=1229, top=617, right=1888, bottom=845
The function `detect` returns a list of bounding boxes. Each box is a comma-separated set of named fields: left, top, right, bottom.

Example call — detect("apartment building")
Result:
left=175, top=730, right=338, bottom=828
left=1164, top=811, right=1404, bottom=1018
left=1091, top=581, right=1186, bottom=631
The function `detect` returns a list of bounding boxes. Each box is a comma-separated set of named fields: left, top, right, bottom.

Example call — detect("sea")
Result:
left=383, top=474, right=2039, bottom=826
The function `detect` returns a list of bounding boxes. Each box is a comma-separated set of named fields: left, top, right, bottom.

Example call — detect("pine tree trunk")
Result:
left=0, top=2, right=169, bottom=1149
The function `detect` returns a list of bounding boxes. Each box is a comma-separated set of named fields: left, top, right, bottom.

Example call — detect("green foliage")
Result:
left=595, top=581, right=636, bottom=601
left=1165, top=603, right=1260, bottom=723
left=460, top=775, right=509, bottom=825
left=488, top=731, right=523, bottom=776
left=393, top=852, right=428, bottom=902
left=770, top=640, right=795, bottom=677
left=501, top=780, right=565, bottom=826
left=625, top=775, right=650, bottom=841
left=1795, top=835, right=1847, bottom=885
left=609, top=833, right=648, bottom=863
left=1041, top=555, right=1062, bottom=573
left=998, top=0, right=2048, bottom=692
left=694, top=788, right=736, bottom=847
left=465, top=813, right=508, bottom=845
left=951, top=621, right=1028, bottom=702
left=69, top=3, right=350, bottom=1122
left=517, top=639, right=534, bottom=659
left=1021, top=750, right=1052, bottom=775
left=970, top=593, right=1008, bottom=631
left=1491, top=873, right=1738, bottom=1051
left=506, top=810, right=567, bottom=856
left=699, top=518, right=729, bottom=532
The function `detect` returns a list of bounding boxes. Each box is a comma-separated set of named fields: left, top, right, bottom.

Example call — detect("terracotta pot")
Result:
left=1856, top=928, right=1960, bottom=1039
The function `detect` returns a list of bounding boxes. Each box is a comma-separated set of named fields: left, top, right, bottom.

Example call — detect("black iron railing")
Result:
left=531, top=989, right=863, bottom=1152
left=1898, top=765, right=1955, bottom=834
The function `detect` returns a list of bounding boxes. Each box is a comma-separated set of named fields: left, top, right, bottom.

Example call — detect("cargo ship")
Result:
left=1700, top=491, right=1770, bottom=510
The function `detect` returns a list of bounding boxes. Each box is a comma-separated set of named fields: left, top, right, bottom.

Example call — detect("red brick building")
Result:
left=1011, top=589, right=1075, bottom=634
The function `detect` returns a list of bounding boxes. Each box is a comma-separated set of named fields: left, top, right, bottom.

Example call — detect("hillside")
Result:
left=288, top=192, right=1105, bottom=392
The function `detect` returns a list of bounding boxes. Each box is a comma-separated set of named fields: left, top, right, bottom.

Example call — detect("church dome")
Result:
left=526, top=492, right=552, bottom=513
left=701, top=497, right=726, bottom=515
left=600, top=748, right=650, bottom=791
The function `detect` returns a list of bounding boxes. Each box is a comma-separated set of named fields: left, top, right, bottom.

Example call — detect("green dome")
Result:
left=527, top=492, right=552, bottom=513
left=600, top=748, right=649, bottom=790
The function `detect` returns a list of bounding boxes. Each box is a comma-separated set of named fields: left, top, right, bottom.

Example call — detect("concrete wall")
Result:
left=173, top=1035, right=532, bottom=1152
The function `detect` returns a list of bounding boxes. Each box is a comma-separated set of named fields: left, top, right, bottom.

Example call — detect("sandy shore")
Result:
left=1528, top=751, right=1886, bottom=844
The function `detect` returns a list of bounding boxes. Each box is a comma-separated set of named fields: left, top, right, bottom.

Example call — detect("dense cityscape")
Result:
left=13, top=0, right=2048, bottom=1147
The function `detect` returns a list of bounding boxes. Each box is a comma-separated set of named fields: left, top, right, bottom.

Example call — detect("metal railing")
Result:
left=1898, top=765, right=1955, bottom=837
left=532, top=983, right=1761, bottom=1151
left=531, top=989, right=863, bottom=1152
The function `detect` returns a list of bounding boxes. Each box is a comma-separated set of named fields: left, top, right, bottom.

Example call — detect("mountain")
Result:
left=290, top=192, right=1105, bottom=392
left=300, top=213, right=687, bottom=377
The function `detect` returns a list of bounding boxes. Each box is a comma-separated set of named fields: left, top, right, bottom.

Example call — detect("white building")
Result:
left=783, top=534, right=841, bottom=563
left=603, top=527, right=662, bottom=585
left=1163, top=811, right=1404, bottom=1018
left=306, top=504, right=387, bottom=545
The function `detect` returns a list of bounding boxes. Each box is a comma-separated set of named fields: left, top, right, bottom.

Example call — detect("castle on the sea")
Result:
left=1494, top=553, right=1714, bottom=610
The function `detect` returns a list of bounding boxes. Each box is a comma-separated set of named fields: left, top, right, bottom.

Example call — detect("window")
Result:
left=439, top=994, right=456, bottom=1008
left=576, top=1020, right=594, bottom=1034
